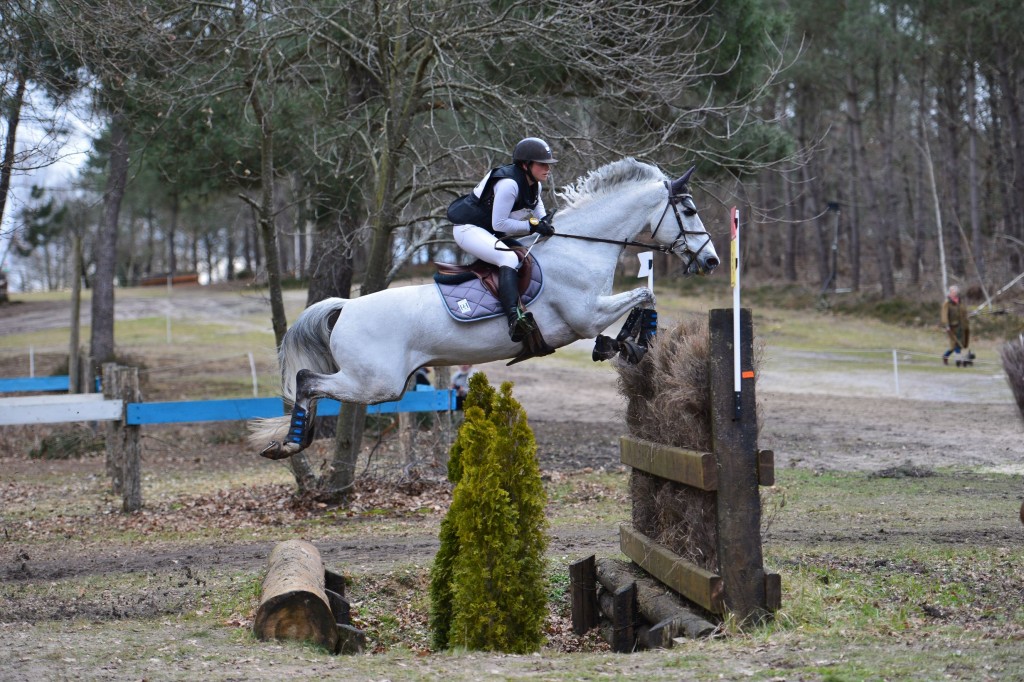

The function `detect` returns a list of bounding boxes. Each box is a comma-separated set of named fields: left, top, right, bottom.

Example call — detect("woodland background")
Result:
left=3, top=0, right=1024, bottom=358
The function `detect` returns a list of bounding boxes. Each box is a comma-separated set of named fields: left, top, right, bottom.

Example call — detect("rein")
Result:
left=549, top=181, right=713, bottom=262
left=549, top=231, right=677, bottom=253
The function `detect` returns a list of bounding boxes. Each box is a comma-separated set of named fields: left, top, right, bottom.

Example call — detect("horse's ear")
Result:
left=671, top=166, right=696, bottom=194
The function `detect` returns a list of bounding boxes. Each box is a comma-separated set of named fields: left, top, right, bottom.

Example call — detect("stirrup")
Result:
left=508, top=309, right=536, bottom=342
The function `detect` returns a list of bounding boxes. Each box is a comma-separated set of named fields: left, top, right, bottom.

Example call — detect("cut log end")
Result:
left=254, top=591, right=339, bottom=652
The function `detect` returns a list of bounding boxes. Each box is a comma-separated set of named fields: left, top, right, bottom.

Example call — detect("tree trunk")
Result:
left=937, top=59, right=965, bottom=277
left=69, top=233, right=83, bottom=393
left=844, top=72, right=862, bottom=292
left=253, top=540, right=341, bottom=653
left=305, top=216, right=356, bottom=306
left=90, top=109, right=130, bottom=367
left=252, top=94, right=288, bottom=348
left=783, top=174, right=798, bottom=282
left=0, top=69, right=27, bottom=230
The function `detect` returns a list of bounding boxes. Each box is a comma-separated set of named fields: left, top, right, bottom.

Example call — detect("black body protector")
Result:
left=446, top=163, right=540, bottom=234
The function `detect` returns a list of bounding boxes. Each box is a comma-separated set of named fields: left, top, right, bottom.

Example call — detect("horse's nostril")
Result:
left=705, top=257, right=720, bottom=269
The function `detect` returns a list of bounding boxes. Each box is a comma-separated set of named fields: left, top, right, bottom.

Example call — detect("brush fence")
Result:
left=571, top=308, right=780, bottom=651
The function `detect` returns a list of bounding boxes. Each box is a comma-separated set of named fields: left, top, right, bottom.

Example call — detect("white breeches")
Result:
left=453, top=224, right=520, bottom=269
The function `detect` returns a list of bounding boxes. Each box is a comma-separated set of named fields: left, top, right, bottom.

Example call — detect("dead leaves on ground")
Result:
left=3, top=477, right=454, bottom=543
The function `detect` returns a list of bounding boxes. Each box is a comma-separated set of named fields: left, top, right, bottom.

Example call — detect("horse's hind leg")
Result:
left=259, top=369, right=320, bottom=459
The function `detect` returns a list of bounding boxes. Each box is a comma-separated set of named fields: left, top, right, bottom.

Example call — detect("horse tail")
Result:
left=247, top=297, right=347, bottom=446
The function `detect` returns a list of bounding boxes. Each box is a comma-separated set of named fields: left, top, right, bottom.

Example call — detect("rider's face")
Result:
left=529, top=162, right=552, bottom=183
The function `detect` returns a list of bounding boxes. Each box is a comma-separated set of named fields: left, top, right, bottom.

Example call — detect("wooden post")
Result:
left=708, top=308, right=767, bottom=625
left=102, top=362, right=122, bottom=495
left=569, top=554, right=599, bottom=635
left=611, top=583, right=638, bottom=653
left=79, top=350, right=92, bottom=395
left=117, top=366, right=142, bottom=512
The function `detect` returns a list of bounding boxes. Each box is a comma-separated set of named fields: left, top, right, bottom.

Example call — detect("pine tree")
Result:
left=429, top=374, right=548, bottom=653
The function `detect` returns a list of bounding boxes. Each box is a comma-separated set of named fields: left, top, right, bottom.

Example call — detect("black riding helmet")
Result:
left=512, top=137, right=558, bottom=165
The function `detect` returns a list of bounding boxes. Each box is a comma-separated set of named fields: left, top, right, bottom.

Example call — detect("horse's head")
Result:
left=652, top=166, right=720, bottom=275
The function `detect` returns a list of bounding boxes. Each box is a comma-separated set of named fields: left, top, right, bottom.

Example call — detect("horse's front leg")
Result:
left=575, top=287, right=655, bottom=339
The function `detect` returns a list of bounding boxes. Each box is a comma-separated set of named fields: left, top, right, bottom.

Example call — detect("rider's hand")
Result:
left=533, top=214, right=555, bottom=237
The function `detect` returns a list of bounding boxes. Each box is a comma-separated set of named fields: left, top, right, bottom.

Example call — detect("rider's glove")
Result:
left=530, top=214, right=555, bottom=237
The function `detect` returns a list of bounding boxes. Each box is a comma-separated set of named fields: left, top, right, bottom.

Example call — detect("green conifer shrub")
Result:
left=429, top=373, right=549, bottom=653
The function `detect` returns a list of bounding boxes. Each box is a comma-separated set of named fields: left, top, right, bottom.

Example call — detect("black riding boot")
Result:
left=498, top=266, right=529, bottom=342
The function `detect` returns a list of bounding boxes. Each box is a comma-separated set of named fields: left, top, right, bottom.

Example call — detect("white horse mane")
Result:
left=558, top=158, right=667, bottom=209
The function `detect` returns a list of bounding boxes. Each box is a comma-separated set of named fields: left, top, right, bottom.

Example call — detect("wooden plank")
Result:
left=569, top=555, right=599, bottom=635
left=0, top=393, right=107, bottom=407
left=0, top=396, right=123, bottom=425
left=127, top=397, right=285, bottom=425
left=709, top=308, right=769, bottom=624
left=0, top=375, right=70, bottom=393
left=757, top=449, right=775, bottom=486
left=125, top=390, right=457, bottom=425
left=620, top=523, right=724, bottom=614
left=619, top=435, right=718, bottom=490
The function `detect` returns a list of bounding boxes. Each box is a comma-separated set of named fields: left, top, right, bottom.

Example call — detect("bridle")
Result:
left=546, top=181, right=715, bottom=273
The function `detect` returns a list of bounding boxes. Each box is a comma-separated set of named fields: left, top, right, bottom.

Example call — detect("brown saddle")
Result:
left=434, top=246, right=535, bottom=298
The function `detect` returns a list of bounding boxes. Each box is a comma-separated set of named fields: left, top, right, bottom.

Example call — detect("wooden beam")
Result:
left=619, top=435, right=718, bottom=490
left=124, top=390, right=457, bottom=425
left=620, top=523, right=724, bottom=614
left=709, top=308, right=769, bottom=624
left=0, top=375, right=71, bottom=393
left=595, top=557, right=717, bottom=644
left=0, top=394, right=123, bottom=425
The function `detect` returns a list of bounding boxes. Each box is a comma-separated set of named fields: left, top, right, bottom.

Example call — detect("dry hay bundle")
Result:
left=1000, top=335, right=1024, bottom=421
left=616, top=316, right=718, bottom=571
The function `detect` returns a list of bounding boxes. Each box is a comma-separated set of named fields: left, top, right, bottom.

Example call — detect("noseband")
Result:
left=651, top=181, right=714, bottom=273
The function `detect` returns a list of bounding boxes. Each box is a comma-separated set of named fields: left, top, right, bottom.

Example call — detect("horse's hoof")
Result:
left=619, top=339, right=647, bottom=364
left=259, top=441, right=294, bottom=460
left=593, top=334, right=619, bottom=362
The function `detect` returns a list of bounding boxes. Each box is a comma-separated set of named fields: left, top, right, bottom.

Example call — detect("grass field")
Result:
left=1, top=282, right=1022, bottom=681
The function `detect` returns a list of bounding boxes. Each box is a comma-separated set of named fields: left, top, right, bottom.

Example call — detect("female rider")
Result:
left=447, top=137, right=558, bottom=342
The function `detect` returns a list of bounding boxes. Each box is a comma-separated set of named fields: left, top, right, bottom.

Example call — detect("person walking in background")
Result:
left=941, top=285, right=973, bottom=367
left=451, top=364, right=474, bottom=410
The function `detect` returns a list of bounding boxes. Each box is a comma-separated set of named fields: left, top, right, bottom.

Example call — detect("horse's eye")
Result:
left=683, top=207, right=697, bottom=217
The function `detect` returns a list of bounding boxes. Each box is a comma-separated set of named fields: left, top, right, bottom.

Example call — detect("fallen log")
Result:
left=596, top=557, right=717, bottom=645
left=253, top=540, right=342, bottom=653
